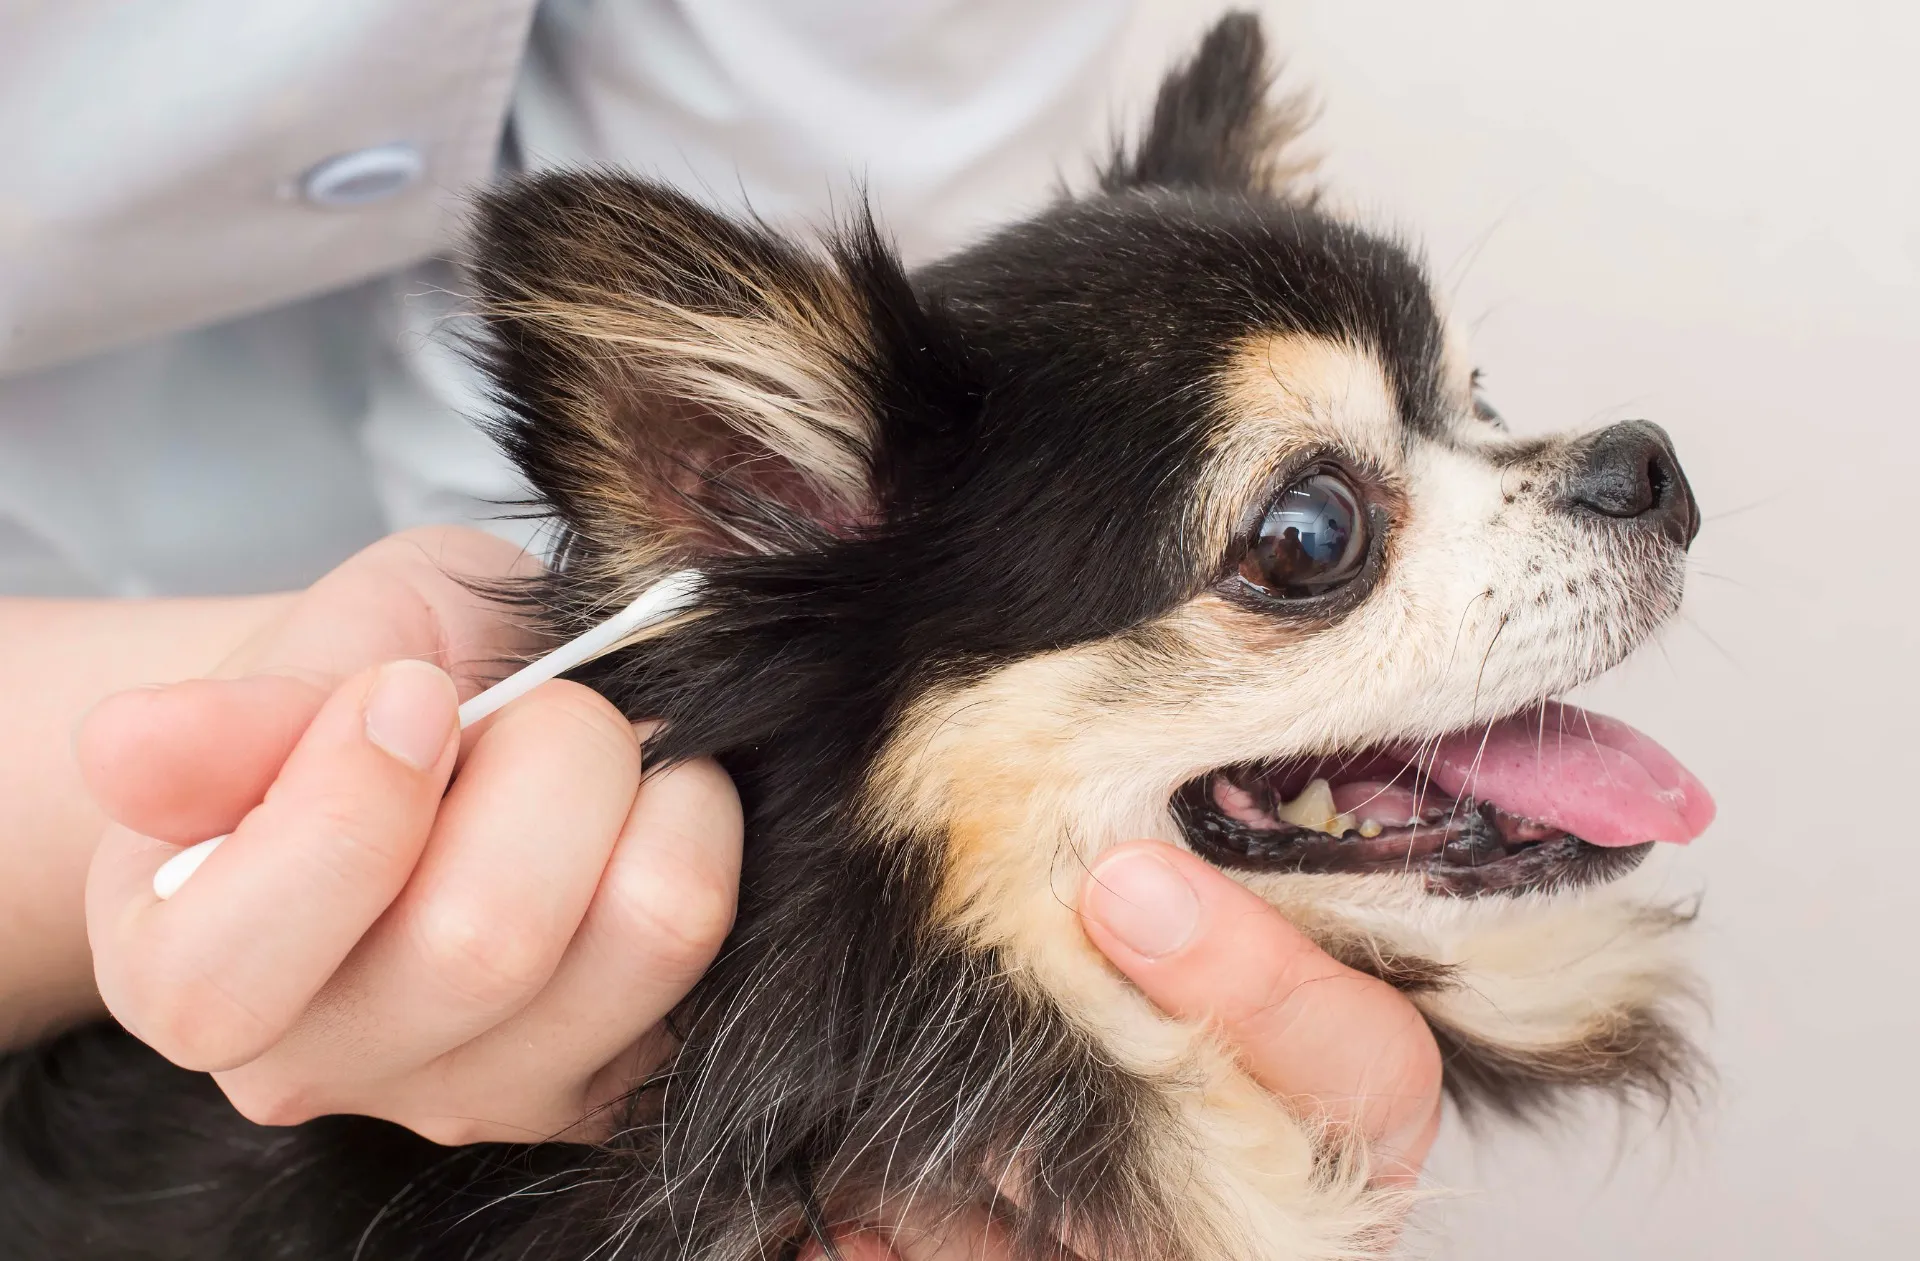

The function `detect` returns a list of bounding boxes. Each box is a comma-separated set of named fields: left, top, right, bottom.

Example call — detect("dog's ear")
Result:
left=1100, top=12, right=1315, bottom=197
left=470, top=173, right=946, bottom=576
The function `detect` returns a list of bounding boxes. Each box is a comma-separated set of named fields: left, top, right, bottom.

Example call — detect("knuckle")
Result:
left=219, top=1075, right=326, bottom=1128
left=385, top=524, right=524, bottom=572
left=361, top=525, right=486, bottom=572
left=521, top=682, right=643, bottom=779
left=303, top=800, right=409, bottom=875
left=341, top=528, right=528, bottom=620
left=600, top=855, right=736, bottom=974
left=265, top=783, right=423, bottom=893
left=411, top=898, right=558, bottom=1006
left=661, top=757, right=745, bottom=838
left=281, top=817, right=419, bottom=910
left=124, top=956, right=280, bottom=1072
left=406, top=1113, right=495, bottom=1147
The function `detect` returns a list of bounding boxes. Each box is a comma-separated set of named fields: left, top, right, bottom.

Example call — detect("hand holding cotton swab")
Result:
left=152, top=570, right=703, bottom=900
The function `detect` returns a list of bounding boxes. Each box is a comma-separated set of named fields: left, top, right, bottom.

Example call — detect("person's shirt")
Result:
left=0, top=0, right=1140, bottom=596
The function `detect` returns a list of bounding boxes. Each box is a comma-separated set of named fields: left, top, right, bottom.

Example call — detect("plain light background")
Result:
left=1083, top=1, right=1918, bottom=1255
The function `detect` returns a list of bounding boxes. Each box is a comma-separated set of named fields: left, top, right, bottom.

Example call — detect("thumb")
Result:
left=1079, top=840, right=1442, bottom=1179
left=76, top=674, right=326, bottom=843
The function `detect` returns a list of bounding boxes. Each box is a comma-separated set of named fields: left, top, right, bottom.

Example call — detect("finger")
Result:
left=420, top=751, right=743, bottom=1142
left=231, top=682, right=645, bottom=1116
left=88, top=660, right=459, bottom=1071
left=1079, top=841, right=1442, bottom=1177
left=77, top=675, right=325, bottom=842
left=220, top=526, right=547, bottom=687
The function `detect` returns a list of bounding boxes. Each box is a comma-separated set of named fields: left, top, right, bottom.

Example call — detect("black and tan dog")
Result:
left=0, top=14, right=1712, bottom=1260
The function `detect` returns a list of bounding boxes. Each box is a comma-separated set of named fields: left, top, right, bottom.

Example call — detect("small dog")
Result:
left=0, top=14, right=1710, bottom=1261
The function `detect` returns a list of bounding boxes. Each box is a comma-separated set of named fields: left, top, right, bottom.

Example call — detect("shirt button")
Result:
left=300, top=143, right=424, bottom=208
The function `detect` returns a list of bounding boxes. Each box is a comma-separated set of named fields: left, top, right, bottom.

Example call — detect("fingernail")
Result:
left=1084, top=849, right=1201, bottom=959
left=363, top=660, right=457, bottom=770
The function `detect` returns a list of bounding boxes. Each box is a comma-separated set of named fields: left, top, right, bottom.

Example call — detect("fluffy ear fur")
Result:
left=1100, top=11, right=1316, bottom=196
left=469, top=174, right=957, bottom=583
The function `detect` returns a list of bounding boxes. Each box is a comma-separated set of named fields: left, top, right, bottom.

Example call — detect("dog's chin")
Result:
left=1171, top=699, right=1711, bottom=898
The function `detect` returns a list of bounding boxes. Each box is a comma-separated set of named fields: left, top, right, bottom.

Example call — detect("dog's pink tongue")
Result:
left=1413, top=702, right=1714, bottom=847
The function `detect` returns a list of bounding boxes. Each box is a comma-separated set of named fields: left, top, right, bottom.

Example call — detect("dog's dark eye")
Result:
left=1469, top=369, right=1505, bottom=429
left=1238, top=470, right=1369, bottom=598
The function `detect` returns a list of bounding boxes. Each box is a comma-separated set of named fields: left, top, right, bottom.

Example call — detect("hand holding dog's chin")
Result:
left=808, top=843, right=1442, bottom=1261
left=78, top=526, right=745, bottom=1144
left=1079, top=841, right=1444, bottom=1185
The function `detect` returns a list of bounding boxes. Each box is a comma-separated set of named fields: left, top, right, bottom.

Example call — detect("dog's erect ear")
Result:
left=1100, top=12, right=1315, bottom=197
left=471, top=173, right=942, bottom=575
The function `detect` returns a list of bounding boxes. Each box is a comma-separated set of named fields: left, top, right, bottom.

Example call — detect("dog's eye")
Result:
left=1238, top=470, right=1369, bottom=598
left=1469, top=369, right=1506, bottom=429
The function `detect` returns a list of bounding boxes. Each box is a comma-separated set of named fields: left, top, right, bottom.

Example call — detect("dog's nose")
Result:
left=1563, top=420, right=1699, bottom=548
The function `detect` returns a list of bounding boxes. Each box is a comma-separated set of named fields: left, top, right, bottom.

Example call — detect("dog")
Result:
left=0, top=14, right=1710, bottom=1260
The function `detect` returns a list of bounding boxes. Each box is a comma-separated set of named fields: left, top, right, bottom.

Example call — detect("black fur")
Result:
left=1100, top=12, right=1310, bottom=196
left=0, top=15, right=1674, bottom=1261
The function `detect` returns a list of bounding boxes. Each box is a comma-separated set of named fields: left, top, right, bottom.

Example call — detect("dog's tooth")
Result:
left=1357, top=818, right=1383, bottom=839
left=1277, top=778, right=1341, bottom=834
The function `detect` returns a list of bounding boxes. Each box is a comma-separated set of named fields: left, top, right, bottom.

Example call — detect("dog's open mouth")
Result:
left=1174, top=701, right=1714, bottom=896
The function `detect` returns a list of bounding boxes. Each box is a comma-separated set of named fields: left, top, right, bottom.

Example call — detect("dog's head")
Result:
left=473, top=14, right=1708, bottom=1126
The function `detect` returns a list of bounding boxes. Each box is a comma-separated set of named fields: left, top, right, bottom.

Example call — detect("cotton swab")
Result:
left=151, top=569, right=704, bottom=900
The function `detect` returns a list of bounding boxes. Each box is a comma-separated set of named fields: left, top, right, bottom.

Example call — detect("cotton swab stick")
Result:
left=454, top=569, right=703, bottom=727
left=151, top=570, right=704, bottom=900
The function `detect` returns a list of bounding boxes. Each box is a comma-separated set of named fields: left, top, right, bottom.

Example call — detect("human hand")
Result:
left=79, top=527, right=744, bottom=1143
left=808, top=839, right=1443, bottom=1260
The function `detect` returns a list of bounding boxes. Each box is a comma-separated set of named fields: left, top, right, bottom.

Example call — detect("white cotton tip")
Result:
left=150, top=569, right=706, bottom=902
left=455, top=569, right=704, bottom=727
left=153, top=835, right=226, bottom=900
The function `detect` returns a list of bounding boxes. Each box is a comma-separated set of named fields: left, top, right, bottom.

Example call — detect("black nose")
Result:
left=1563, top=420, right=1699, bottom=548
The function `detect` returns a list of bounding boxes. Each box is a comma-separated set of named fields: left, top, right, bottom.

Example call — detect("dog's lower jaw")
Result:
left=945, top=831, right=1698, bottom=1261
left=1244, top=861, right=1703, bottom=1111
